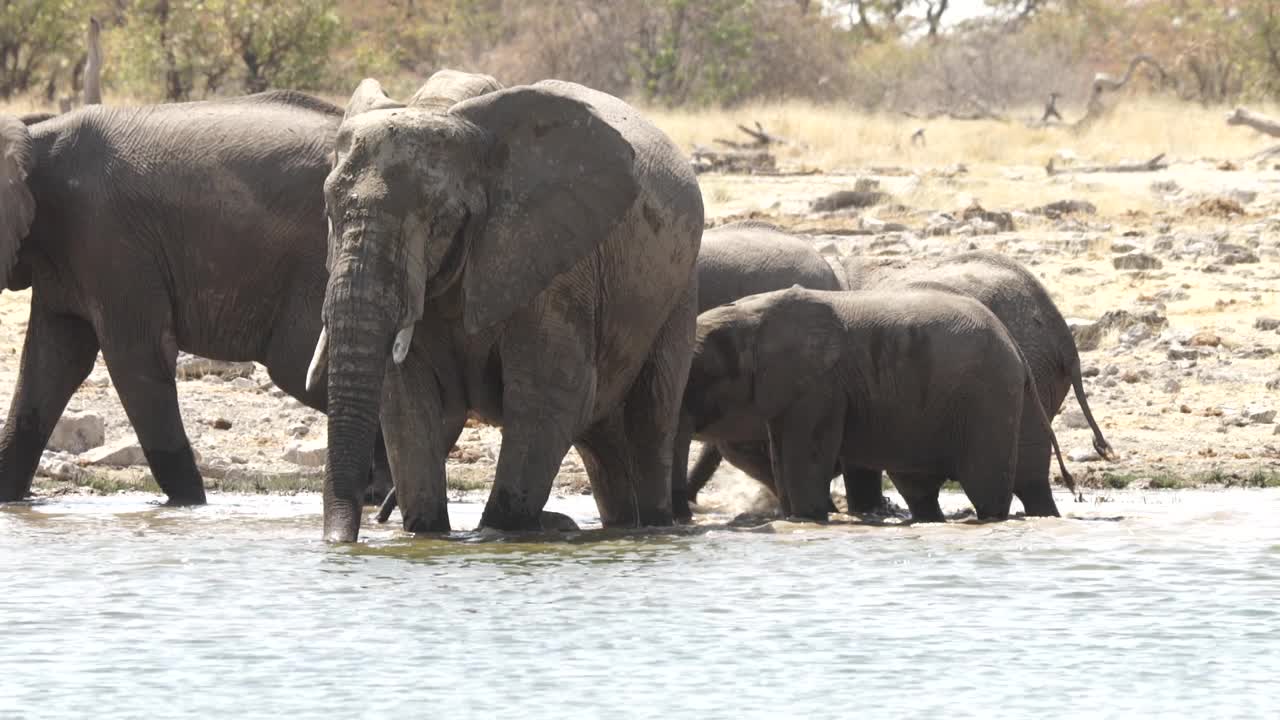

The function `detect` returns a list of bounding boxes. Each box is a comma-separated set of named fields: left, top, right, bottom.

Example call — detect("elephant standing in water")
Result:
left=312, top=79, right=703, bottom=541
left=841, top=250, right=1112, bottom=516
left=668, top=220, right=850, bottom=519
left=685, top=287, right=1074, bottom=522
left=0, top=73, right=496, bottom=508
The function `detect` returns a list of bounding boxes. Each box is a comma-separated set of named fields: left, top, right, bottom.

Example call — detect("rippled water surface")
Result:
left=2, top=489, right=1278, bottom=719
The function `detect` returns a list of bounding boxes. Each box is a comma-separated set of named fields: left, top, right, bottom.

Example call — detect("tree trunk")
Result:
left=82, top=17, right=102, bottom=105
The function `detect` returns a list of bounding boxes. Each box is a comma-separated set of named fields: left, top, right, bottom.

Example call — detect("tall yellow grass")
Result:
left=642, top=98, right=1280, bottom=170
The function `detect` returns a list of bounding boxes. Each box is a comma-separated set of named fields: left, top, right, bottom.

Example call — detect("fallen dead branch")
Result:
left=690, top=145, right=776, bottom=175
left=1226, top=107, right=1280, bottom=138
left=1046, top=153, right=1167, bottom=176
left=713, top=121, right=792, bottom=150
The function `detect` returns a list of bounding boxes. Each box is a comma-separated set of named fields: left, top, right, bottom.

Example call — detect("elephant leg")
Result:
left=379, top=349, right=464, bottom=533
left=766, top=391, right=844, bottom=522
left=580, top=294, right=693, bottom=528
left=375, top=418, right=464, bottom=525
left=480, top=314, right=594, bottom=532
left=0, top=306, right=100, bottom=501
left=888, top=472, right=946, bottom=522
left=670, top=414, right=695, bottom=522
left=844, top=465, right=887, bottom=514
left=685, top=442, right=722, bottom=505
left=954, top=429, right=1017, bottom=522
left=1011, top=419, right=1059, bottom=517
left=99, top=326, right=205, bottom=505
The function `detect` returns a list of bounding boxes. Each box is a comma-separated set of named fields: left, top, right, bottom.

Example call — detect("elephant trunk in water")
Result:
left=320, top=238, right=404, bottom=542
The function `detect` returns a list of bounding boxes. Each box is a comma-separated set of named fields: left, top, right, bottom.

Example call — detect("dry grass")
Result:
left=642, top=97, right=1280, bottom=171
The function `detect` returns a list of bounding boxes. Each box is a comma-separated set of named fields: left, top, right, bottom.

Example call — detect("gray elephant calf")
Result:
left=670, top=220, right=845, bottom=519
left=842, top=251, right=1112, bottom=516
left=685, top=286, right=1073, bottom=522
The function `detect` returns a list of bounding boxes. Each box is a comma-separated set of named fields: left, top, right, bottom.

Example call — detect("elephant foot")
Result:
left=728, top=510, right=781, bottom=527
left=540, top=510, right=580, bottom=532
left=146, top=446, right=208, bottom=506
left=851, top=495, right=905, bottom=518
left=478, top=493, right=542, bottom=532
left=403, top=502, right=451, bottom=535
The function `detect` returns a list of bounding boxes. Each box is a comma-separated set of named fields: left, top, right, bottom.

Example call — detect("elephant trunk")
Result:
left=321, top=280, right=400, bottom=542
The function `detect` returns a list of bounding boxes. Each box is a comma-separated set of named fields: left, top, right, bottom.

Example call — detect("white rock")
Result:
left=283, top=439, right=327, bottom=468
left=83, top=438, right=147, bottom=467
left=176, top=354, right=255, bottom=381
left=47, top=411, right=105, bottom=454
left=1057, top=410, right=1089, bottom=430
left=38, top=458, right=89, bottom=482
left=1247, top=406, right=1276, bottom=424
left=1068, top=448, right=1101, bottom=463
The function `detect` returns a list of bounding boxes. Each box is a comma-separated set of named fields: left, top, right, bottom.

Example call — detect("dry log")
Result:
left=737, top=121, right=790, bottom=146
left=1226, top=107, right=1280, bottom=138
left=713, top=121, right=791, bottom=150
left=1046, top=153, right=1167, bottom=176
left=690, top=146, right=776, bottom=175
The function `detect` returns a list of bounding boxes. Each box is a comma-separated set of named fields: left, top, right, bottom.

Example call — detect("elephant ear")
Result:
left=450, top=84, right=639, bottom=333
left=752, top=287, right=845, bottom=418
left=407, top=69, right=503, bottom=112
left=342, top=79, right=404, bottom=122
left=0, top=116, right=36, bottom=291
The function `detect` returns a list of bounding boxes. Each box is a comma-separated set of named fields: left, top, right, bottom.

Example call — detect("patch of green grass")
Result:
left=1146, top=473, right=1190, bottom=490
left=1103, top=473, right=1134, bottom=489
left=1196, top=468, right=1230, bottom=485
left=1238, top=469, right=1280, bottom=488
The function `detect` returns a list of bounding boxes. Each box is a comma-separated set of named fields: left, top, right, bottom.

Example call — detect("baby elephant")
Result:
left=686, top=286, right=1073, bottom=522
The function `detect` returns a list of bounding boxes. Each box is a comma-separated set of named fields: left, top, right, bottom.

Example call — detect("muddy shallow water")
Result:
left=2, top=489, right=1277, bottom=719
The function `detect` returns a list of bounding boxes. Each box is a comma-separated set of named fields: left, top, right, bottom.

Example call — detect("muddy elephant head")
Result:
left=685, top=287, right=844, bottom=430
left=310, top=73, right=640, bottom=540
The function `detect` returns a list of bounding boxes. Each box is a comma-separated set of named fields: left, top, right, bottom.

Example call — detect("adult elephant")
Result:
left=841, top=250, right=1113, bottom=516
left=0, top=72, right=495, bottom=507
left=311, top=78, right=703, bottom=541
left=669, top=220, right=851, bottom=520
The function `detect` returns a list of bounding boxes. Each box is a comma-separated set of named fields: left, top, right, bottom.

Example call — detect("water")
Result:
left=2, top=488, right=1278, bottom=719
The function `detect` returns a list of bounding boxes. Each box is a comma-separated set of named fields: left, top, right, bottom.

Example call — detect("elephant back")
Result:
left=698, top=224, right=841, bottom=312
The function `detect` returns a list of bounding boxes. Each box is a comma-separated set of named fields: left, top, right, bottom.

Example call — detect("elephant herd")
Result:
left=0, top=70, right=1113, bottom=542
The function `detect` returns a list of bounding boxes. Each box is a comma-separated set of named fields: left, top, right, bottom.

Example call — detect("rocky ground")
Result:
left=3, top=152, right=1278, bottom=512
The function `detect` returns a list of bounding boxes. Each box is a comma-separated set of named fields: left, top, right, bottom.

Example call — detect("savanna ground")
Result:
left=3, top=97, right=1279, bottom=515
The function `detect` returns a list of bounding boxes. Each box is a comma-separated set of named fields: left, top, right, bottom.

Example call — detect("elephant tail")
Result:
left=1068, top=356, right=1117, bottom=462
left=1021, top=357, right=1082, bottom=503
left=376, top=488, right=398, bottom=524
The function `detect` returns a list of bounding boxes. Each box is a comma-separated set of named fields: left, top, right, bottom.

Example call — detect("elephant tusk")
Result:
left=305, top=326, right=328, bottom=393
left=392, top=325, right=414, bottom=364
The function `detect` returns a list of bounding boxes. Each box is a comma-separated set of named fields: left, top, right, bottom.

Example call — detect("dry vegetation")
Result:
left=646, top=98, right=1280, bottom=170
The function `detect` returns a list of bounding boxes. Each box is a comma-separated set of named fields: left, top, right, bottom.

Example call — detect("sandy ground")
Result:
left=4, top=151, right=1279, bottom=511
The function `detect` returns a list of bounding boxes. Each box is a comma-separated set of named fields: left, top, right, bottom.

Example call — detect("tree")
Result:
left=223, top=0, right=339, bottom=92
left=0, top=0, right=86, bottom=98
